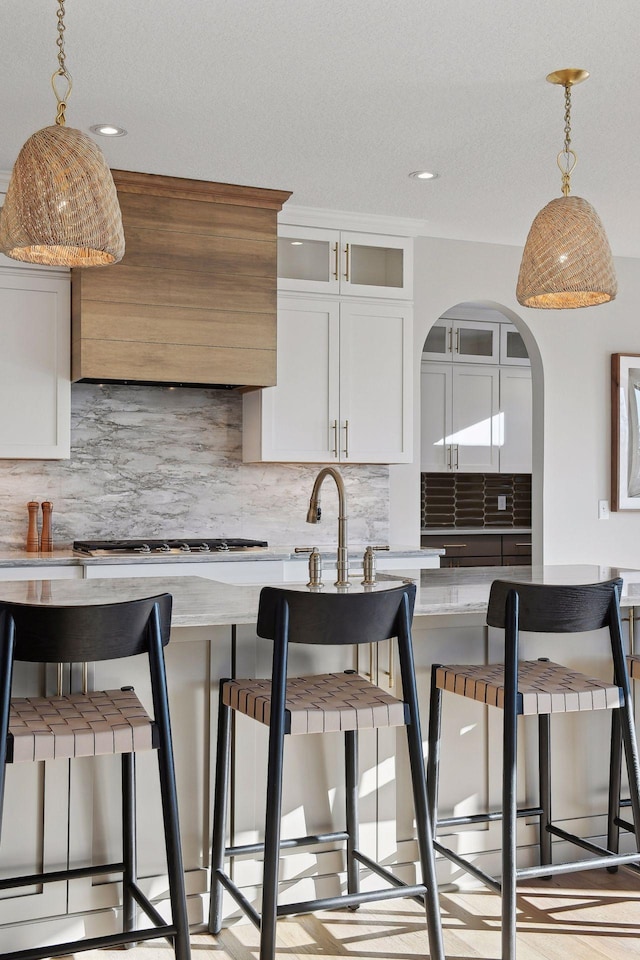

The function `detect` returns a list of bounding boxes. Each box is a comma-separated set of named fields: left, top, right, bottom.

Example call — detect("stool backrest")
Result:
left=0, top=594, right=172, bottom=663
left=257, top=582, right=416, bottom=645
left=486, top=579, right=622, bottom=633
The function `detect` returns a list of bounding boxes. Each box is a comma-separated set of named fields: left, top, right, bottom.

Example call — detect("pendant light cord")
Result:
left=51, top=0, right=73, bottom=126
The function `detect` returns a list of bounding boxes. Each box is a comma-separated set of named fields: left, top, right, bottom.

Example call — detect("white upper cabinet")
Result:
left=0, top=268, right=70, bottom=459
left=277, top=225, right=412, bottom=299
left=499, top=324, right=530, bottom=366
left=243, top=296, right=413, bottom=464
left=422, top=318, right=500, bottom=364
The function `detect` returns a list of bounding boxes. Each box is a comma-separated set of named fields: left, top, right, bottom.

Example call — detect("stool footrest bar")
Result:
left=0, top=861, right=126, bottom=891
left=277, top=883, right=427, bottom=917
left=436, top=806, right=543, bottom=829
left=516, top=850, right=640, bottom=881
left=1, top=925, right=178, bottom=960
left=225, top=831, right=349, bottom=858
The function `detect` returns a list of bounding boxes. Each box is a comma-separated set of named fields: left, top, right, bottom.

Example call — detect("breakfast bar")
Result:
left=0, top=564, right=636, bottom=951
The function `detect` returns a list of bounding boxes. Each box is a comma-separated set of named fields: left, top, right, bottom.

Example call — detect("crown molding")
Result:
left=279, top=204, right=429, bottom=237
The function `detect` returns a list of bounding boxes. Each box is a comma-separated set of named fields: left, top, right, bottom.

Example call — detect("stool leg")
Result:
left=502, top=590, right=519, bottom=960
left=122, top=751, right=137, bottom=944
left=345, top=729, right=360, bottom=902
left=0, top=615, right=15, bottom=842
left=619, top=697, right=640, bottom=851
left=149, top=621, right=191, bottom=960
left=405, top=708, right=444, bottom=960
left=538, top=714, right=552, bottom=869
left=607, top=709, right=623, bottom=861
left=209, top=691, right=232, bottom=934
left=426, top=667, right=443, bottom=832
left=260, top=720, right=286, bottom=960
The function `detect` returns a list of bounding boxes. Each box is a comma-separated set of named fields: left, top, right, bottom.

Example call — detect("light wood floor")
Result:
left=74, top=869, right=640, bottom=960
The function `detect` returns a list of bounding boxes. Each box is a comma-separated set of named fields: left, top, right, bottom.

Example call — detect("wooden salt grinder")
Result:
left=27, top=501, right=40, bottom=552
left=41, top=501, right=53, bottom=553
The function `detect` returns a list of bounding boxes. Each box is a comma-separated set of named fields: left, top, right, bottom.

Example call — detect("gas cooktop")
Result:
left=73, top=538, right=268, bottom=557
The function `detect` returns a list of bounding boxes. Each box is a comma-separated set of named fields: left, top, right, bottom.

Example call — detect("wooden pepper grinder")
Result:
left=27, top=501, right=40, bottom=552
left=41, top=501, right=53, bottom=553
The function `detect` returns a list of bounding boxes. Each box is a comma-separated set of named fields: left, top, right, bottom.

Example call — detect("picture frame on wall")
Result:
left=612, top=353, right=640, bottom=510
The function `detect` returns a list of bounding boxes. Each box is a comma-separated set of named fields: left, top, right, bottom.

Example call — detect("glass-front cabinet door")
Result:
left=499, top=323, right=530, bottom=365
left=278, top=226, right=412, bottom=299
left=277, top=225, right=341, bottom=294
left=423, top=318, right=500, bottom=364
left=339, top=232, right=412, bottom=299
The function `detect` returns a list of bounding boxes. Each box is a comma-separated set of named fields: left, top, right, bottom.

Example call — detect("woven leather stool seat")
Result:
left=8, top=688, right=156, bottom=762
left=222, top=671, right=408, bottom=734
left=435, top=659, right=622, bottom=715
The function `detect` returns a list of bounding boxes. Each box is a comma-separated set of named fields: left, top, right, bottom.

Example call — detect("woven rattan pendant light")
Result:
left=0, top=0, right=124, bottom=267
left=516, top=69, right=616, bottom=309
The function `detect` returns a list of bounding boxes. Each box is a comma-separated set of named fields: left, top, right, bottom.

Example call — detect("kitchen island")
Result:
left=0, top=564, right=636, bottom=951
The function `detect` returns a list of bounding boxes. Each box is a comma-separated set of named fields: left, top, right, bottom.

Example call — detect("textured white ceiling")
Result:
left=1, top=0, right=638, bottom=254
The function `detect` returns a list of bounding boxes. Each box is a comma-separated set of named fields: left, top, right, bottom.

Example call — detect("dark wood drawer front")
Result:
left=423, top=534, right=502, bottom=558
left=502, top=535, right=532, bottom=554
left=423, top=532, right=532, bottom=568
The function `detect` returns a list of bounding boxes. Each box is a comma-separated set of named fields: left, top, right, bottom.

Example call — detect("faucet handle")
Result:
left=361, top=545, right=390, bottom=586
left=295, top=546, right=324, bottom=588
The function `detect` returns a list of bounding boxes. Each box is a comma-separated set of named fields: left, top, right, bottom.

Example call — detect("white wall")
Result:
left=390, top=235, right=640, bottom=568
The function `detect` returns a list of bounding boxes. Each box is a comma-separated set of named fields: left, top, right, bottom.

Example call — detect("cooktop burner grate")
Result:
left=73, top=538, right=268, bottom=556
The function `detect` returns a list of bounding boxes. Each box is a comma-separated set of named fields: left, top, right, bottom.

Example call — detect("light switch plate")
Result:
left=498, top=495, right=507, bottom=510
left=598, top=499, right=610, bottom=520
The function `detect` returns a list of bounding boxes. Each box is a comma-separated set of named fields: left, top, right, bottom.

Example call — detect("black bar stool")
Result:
left=426, top=578, right=640, bottom=960
left=0, top=594, right=191, bottom=960
left=208, top=581, right=444, bottom=960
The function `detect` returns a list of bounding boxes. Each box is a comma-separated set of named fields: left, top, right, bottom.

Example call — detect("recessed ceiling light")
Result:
left=290, top=241, right=303, bottom=245
left=90, top=124, right=128, bottom=138
left=409, top=170, right=438, bottom=180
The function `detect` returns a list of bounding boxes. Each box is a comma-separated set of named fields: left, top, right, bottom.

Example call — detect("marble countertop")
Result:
left=0, top=544, right=441, bottom=567
left=0, top=565, right=635, bottom=628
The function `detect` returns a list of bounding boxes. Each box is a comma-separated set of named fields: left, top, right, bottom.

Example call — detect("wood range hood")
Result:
left=71, top=170, right=292, bottom=389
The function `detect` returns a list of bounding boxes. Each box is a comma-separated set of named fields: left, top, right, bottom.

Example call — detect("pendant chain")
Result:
left=52, top=0, right=73, bottom=126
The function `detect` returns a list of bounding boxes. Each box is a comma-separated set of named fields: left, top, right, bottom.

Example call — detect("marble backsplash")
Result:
left=0, top=384, right=390, bottom=549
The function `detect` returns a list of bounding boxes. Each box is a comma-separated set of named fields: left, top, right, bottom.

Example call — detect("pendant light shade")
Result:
left=516, top=69, right=616, bottom=309
left=0, top=125, right=125, bottom=267
left=516, top=195, right=617, bottom=308
left=0, top=0, right=124, bottom=268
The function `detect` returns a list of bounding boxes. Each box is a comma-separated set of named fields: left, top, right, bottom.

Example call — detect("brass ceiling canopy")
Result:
left=0, top=0, right=125, bottom=267
left=516, top=68, right=617, bottom=309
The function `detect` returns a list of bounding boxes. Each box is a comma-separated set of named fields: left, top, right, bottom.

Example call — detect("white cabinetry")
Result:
left=277, top=225, right=412, bottom=299
left=499, top=367, right=533, bottom=473
left=244, top=296, right=413, bottom=463
left=423, top=318, right=500, bottom=364
left=421, top=362, right=500, bottom=472
left=0, top=268, right=70, bottom=459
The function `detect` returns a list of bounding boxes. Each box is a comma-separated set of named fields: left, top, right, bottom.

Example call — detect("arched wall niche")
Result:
left=419, top=299, right=543, bottom=565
